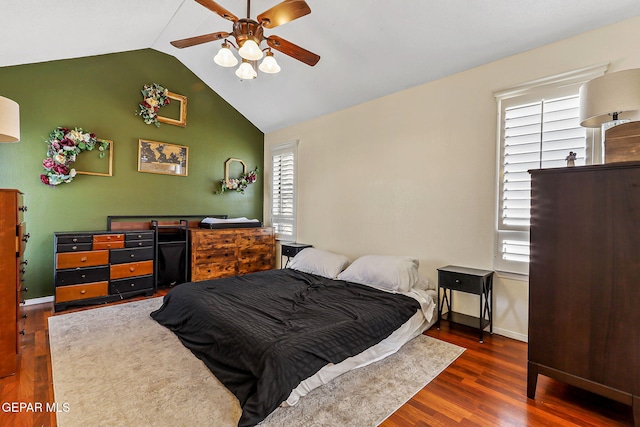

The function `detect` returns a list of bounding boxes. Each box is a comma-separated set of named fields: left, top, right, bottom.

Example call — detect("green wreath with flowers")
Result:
left=136, top=83, right=171, bottom=127
left=40, top=127, right=108, bottom=186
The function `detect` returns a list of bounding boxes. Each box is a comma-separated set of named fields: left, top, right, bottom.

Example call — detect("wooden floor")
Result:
left=0, top=295, right=634, bottom=427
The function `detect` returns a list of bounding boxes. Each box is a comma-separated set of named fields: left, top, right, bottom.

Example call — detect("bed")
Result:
left=151, top=248, right=437, bottom=426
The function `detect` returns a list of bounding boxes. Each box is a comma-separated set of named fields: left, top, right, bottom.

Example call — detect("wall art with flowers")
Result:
left=217, top=158, right=258, bottom=194
left=136, top=83, right=187, bottom=128
left=40, top=127, right=110, bottom=187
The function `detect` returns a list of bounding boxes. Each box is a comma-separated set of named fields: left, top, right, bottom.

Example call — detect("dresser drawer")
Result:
left=56, top=250, right=109, bottom=269
left=194, top=230, right=237, bottom=249
left=125, top=231, right=155, bottom=241
left=110, top=246, right=154, bottom=264
left=57, top=242, right=93, bottom=253
left=193, top=247, right=237, bottom=264
left=93, top=234, right=124, bottom=243
left=238, top=258, right=273, bottom=274
left=192, top=262, right=236, bottom=281
left=57, top=234, right=93, bottom=245
left=439, top=271, right=483, bottom=294
left=110, top=275, right=154, bottom=294
left=110, top=260, right=154, bottom=279
left=238, top=232, right=274, bottom=247
left=125, top=239, right=154, bottom=248
left=55, top=266, right=110, bottom=286
left=56, top=281, right=109, bottom=303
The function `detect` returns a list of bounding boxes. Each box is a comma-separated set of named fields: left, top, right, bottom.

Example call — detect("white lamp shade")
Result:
left=0, top=96, right=20, bottom=143
left=235, top=61, right=257, bottom=79
left=579, top=68, right=640, bottom=128
left=214, top=45, right=238, bottom=67
left=259, top=54, right=281, bottom=74
left=238, top=39, right=263, bottom=61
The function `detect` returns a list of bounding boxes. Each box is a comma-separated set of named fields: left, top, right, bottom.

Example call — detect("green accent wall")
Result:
left=0, top=49, right=264, bottom=299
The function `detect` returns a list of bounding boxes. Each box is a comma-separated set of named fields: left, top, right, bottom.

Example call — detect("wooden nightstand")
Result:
left=280, top=242, right=312, bottom=267
left=436, top=265, right=494, bottom=343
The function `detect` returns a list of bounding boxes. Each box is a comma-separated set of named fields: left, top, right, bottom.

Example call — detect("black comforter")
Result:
left=150, top=269, right=420, bottom=426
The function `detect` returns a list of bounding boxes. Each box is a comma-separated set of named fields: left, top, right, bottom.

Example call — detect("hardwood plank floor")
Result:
left=0, top=296, right=634, bottom=427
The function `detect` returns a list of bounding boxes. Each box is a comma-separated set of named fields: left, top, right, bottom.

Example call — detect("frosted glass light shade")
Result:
left=579, top=68, right=640, bottom=127
left=238, top=39, right=263, bottom=61
left=235, top=61, right=257, bottom=79
left=214, top=45, right=238, bottom=67
left=259, top=53, right=281, bottom=74
left=0, top=96, right=20, bottom=143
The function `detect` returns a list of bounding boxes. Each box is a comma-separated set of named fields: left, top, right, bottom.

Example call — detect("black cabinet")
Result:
left=280, top=242, right=312, bottom=267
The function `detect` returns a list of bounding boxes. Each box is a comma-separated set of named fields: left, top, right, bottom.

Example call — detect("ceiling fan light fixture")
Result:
left=238, top=39, right=263, bottom=61
left=259, top=51, right=281, bottom=74
left=214, top=42, right=238, bottom=67
left=236, top=60, right=257, bottom=80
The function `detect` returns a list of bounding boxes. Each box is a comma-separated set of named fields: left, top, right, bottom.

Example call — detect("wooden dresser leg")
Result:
left=632, top=395, right=639, bottom=427
left=527, top=361, right=538, bottom=399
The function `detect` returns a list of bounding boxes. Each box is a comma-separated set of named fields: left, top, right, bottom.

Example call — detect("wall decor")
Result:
left=136, top=83, right=187, bottom=128
left=40, top=127, right=110, bottom=186
left=75, top=139, right=113, bottom=176
left=217, top=157, right=258, bottom=194
left=138, top=139, right=188, bottom=176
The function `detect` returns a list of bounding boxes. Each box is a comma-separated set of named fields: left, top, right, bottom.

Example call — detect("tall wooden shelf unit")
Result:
left=528, top=163, right=639, bottom=426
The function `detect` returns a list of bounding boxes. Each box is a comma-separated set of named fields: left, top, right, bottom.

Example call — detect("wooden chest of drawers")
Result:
left=0, top=189, right=28, bottom=378
left=189, top=227, right=275, bottom=281
left=54, top=230, right=155, bottom=311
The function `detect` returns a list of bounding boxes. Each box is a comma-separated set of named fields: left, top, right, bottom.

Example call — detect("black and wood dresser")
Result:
left=54, top=230, right=154, bottom=311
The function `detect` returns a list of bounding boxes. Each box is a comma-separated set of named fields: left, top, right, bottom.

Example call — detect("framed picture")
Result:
left=157, top=91, right=187, bottom=127
left=75, top=139, right=113, bottom=177
left=137, top=139, right=188, bottom=176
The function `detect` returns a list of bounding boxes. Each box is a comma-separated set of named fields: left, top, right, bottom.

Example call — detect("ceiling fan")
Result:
left=171, top=0, right=320, bottom=79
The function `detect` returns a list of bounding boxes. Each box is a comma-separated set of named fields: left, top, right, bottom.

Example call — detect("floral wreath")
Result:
left=40, top=127, right=108, bottom=186
left=137, top=83, right=171, bottom=127
left=218, top=167, right=259, bottom=194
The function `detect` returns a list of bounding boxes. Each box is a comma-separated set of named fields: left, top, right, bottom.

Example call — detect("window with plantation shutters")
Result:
left=494, top=65, right=606, bottom=275
left=271, top=141, right=297, bottom=240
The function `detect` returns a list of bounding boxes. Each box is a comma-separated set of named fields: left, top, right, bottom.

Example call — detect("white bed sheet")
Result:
left=284, top=288, right=437, bottom=406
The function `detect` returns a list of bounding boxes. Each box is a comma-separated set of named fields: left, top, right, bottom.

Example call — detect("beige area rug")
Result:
left=49, top=298, right=464, bottom=427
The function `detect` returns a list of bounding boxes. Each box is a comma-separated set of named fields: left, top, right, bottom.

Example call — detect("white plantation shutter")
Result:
left=271, top=142, right=297, bottom=240
left=497, top=89, right=594, bottom=274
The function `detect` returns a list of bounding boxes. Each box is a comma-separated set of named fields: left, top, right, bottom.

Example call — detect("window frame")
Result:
left=269, top=140, right=298, bottom=241
left=494, top=64, right=608, bottom=275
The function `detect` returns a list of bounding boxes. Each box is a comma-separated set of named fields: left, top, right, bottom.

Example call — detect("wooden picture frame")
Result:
left=75, top=139, right=113, bottom=177
left=157, top=91, right=187, bottom=127
left=137, top=139, right=188, bottom=176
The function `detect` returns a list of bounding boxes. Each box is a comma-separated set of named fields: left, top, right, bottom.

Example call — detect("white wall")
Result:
left=264, top=16, right=640, bottom=341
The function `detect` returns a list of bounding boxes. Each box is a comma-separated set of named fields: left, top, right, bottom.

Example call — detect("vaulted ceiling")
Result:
left=3, top=1, right=640, bottom=132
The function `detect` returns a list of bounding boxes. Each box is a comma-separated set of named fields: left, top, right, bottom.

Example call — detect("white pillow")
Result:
left=337, top=255, right=419, bottom=293
left=287, top=247, right=350, bottom=279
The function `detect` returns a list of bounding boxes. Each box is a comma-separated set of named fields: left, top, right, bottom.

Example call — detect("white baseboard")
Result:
left=25, top=296, right=54, bottom=306
left=493, top=326, right=528, bottom=343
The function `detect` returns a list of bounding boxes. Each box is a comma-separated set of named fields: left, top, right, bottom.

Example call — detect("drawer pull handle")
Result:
left=72, top=245, right=77, bottom=250
left=72, top=238, right=78, bottom=242
left=130, top=254, right=135, bottom=258
left=130, top=267, right=135, bottom=272
left=21, top=287, right=28, bottom=293
left=21, top=259, right=28, bottom=265
left=20, top=329, right=26, bottom=335
left=137, top=235, right=142, bottom=238
left=130, top=283, right=135, bottom=287
left=455, top=279, right=461, bottom=284
left=80, top=290, right=86, bottom=294
left=81, top=274, right=86, bottom=278
left=80, top=257, right=87, bottom=262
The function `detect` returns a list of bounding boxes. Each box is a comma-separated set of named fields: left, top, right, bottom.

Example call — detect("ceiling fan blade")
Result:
left=258, top=0, right=311, bottom=29
left=267, top=35, right=320, bottom=66
left=170, top=31, right=230, bottom=48
left=195, top=0, right=238, bottom=22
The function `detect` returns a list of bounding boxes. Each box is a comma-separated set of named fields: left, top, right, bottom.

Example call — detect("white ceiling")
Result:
left=2, top=1, right=640, bottom=132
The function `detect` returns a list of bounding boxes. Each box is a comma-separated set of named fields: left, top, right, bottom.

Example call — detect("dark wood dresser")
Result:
left=189, top=227, right=275, bottom=281
left=528, top=163, right=639, bottom=426
left=54, top=230, right=155, bottom=311
left=0, top=189, right=28, bottom=378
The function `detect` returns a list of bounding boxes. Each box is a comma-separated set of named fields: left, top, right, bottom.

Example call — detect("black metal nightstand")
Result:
left=280, top=242, right=312, bottom=268
left=436, top=265, right=494, bottom=343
